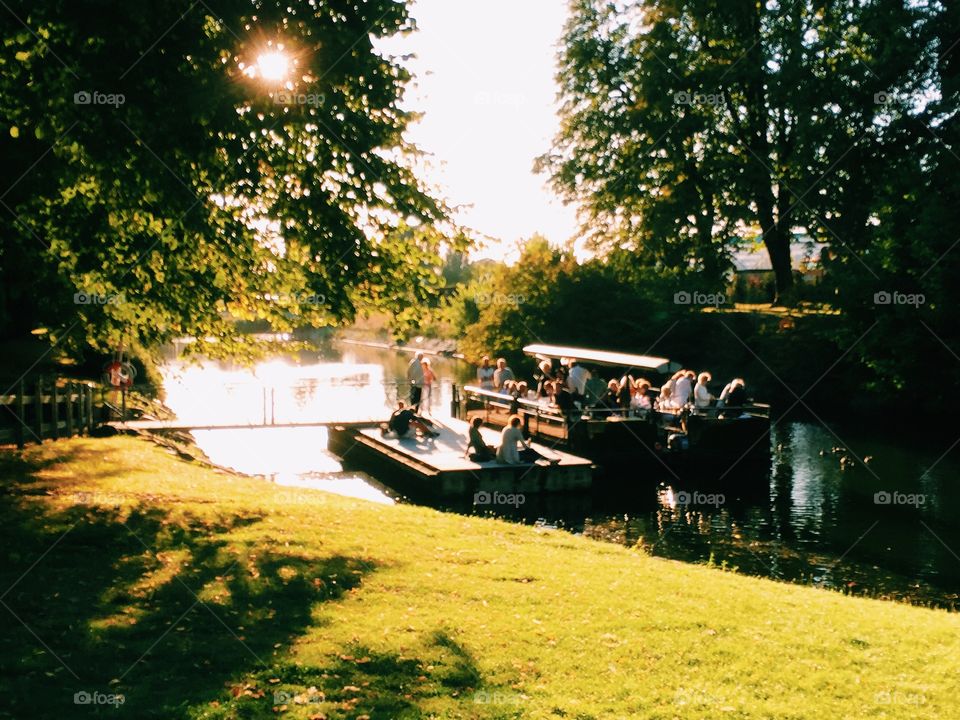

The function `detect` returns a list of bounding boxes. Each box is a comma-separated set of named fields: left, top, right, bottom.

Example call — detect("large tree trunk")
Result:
left=755, top=190, right=794, bottom=303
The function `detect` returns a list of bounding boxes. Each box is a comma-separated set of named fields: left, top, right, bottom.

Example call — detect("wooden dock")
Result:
left=108, top=419, right=380, bottom=432
left=327, top=417, right=594, bottom=497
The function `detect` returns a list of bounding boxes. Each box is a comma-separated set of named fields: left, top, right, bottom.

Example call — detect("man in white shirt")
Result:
left=673, top=370, right=694, bottom=407
left=567, top=361, right=591, bottom=398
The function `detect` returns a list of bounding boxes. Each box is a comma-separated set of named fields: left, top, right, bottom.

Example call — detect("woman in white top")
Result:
left=694, top=372, right=713, bottom=410
left=496, top=415, right=532, bottom=464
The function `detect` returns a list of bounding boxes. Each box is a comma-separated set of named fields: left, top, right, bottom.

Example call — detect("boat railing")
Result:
left=459, top=385, right=571, bottom=440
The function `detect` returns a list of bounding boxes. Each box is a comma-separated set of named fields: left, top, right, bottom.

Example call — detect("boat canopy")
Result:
left=523, top=344, right=682, bottom=375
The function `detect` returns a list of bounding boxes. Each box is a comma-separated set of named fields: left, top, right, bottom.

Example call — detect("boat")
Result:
left=452, top=343, right=771, bottom=480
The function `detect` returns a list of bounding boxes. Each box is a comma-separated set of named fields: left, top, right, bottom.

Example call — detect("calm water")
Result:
left=159, top=342, right=960, bottom=609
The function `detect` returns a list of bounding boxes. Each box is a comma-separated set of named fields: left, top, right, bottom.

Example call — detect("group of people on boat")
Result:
left=475, top=355, right=751, bottom=422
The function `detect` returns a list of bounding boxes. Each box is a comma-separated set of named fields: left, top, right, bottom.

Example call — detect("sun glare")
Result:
left=257, top=51, right=290, bottom=82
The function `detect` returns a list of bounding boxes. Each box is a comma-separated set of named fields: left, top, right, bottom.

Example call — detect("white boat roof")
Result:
left=523, top=344, right=682, bottom=374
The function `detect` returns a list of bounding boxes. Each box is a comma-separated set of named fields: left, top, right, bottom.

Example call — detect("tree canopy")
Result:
left=0, top=0, right=454, bottom=359
left=539, top=0, right=951, bottom=302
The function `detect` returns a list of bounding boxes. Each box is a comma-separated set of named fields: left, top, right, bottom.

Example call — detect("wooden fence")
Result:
left=0, top=380, right=97, bottom=449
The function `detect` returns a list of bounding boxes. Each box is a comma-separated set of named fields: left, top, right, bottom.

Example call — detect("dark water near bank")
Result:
left=161, top=341, right=960, bottom=610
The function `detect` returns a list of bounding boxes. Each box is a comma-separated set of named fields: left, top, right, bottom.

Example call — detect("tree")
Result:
left=0, top=0, right=450, bottom=359
left=540, top=0, right=945, bottom=302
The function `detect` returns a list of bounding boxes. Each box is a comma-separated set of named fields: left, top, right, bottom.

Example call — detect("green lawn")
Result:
left=1, top=436, right=957, bottom=719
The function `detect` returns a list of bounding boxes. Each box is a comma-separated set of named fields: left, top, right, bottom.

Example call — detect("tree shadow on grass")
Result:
left=0, top=446, right=377, bottom=719
left=0, top=445, right=521, bottom=719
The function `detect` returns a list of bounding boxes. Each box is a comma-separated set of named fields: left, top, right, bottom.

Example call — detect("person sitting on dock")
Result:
left=477, top=355, right=495, bottom=390
left=694, top=372, right=713, bottom=410
left=385, top=401, right=438, bottom=439
left=464, top=416, right=495, bottom=462
left=407, top=352, right=425, bottom=411
left=493, top=358, right=514, bottom=390
left=497, top=415, right=554, bottom=464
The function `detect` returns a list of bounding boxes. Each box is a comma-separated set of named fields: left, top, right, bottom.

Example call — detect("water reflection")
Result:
left=159, top=342, right=960, bottom=609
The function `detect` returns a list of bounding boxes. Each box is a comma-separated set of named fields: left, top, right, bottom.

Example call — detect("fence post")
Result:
left=271, top=387, right=276, bottom=425
left=65, top=382, right=74, bottom=437
left=79, top=385, right=88, bottom=434
left=16, top=380, right=25, bottom=449
left=34, top=379, right=43, bottom=442
left=52, top=383, right=60, bottom=439
left=86, top=385, right=95, bottom=430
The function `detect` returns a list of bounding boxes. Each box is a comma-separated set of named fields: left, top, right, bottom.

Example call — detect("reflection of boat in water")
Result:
left=453, top=344, right=771, bottom=480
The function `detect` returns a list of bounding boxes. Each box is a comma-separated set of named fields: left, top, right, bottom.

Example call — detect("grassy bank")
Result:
left=1, top=437, right=958, bottom=719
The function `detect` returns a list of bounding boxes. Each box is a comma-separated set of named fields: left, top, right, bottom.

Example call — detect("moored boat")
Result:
left=453, top=343, right=771, bottom=480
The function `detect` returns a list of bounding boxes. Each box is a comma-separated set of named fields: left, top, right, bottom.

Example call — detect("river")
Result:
left=158, top=341, right=960, bottom=610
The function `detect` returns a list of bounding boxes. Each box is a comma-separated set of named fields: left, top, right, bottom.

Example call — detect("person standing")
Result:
left=420, top=358, right=436, bottom=415
left=566, top=360, right=592, bottom=404
left=407, top=351, right=425, bottom=412
left=673, top=370, right=694, bottom=407
left=476, top=355, right=495, bottom=390
left=493, top=358, right=514, bottom=391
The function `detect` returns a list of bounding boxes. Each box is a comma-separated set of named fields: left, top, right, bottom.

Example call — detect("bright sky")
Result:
left=377, top=0, right=579, bottom=259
